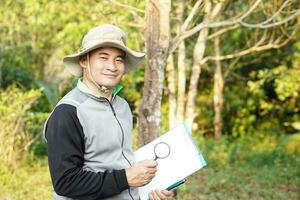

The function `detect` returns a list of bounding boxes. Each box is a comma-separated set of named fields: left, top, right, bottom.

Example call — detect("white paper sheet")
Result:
left=134, top=123, right=206, bottom=200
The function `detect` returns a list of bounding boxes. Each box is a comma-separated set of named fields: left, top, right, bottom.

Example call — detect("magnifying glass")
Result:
left=153, top=142, right=171, bottom=160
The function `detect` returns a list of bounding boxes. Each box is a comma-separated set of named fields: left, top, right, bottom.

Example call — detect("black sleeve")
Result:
left=45, top=104, right=129, bottom=200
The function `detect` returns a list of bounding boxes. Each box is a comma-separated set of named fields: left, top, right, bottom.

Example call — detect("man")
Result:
left=44, top=24, right=173, bottom=200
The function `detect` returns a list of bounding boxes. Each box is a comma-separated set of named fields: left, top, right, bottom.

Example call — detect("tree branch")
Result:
left=237, top=0, right=263, bottom=21
left=169, top=0, right=300, bottom=55
left=108, top=0, right=145, bottom=14
left=200, top=23, right=299, bottom=66
left=239, top=10, right=300, bottom=28
left=182, top=0, right=203, bottom=31
left=170, top=0, right=262, bottom=54
left=224, top=57, right=240, bottom=79
left=259, top=0, right=292, bottom=25
left=203, top=34, right=295, bottom=63
left=207, top=25, right=239, bottom=40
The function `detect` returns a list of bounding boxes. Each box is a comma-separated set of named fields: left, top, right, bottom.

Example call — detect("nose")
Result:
left=106, top=60, right=117, bottom=71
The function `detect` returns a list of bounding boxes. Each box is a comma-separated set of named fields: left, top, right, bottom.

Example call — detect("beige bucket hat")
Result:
left=63, top=24, right=145, bottom=77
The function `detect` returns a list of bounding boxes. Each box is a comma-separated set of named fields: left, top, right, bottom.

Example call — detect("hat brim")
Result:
left=63, top=40, right=145, bottom=77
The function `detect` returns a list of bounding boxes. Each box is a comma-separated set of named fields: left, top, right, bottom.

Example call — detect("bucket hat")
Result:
left=63, top=24, right=145, bottom=77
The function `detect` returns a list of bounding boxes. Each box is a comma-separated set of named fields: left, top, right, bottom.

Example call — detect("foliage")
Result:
left=0, top=0, right=146, bottom=108
left=0, top=84, right=45, bottom=166
left=247, top=64, right=300, bottom=134
left=0, top=158, right=51, bottom=200
left=1, top=135, right=299, bottom=200
left=197, top=135, right=300, bottom=167
left=175, top=134, right=300, bottom=199
left=177, top=163, right=300, bottom=200
left=164, top=35, right=300, bottom=139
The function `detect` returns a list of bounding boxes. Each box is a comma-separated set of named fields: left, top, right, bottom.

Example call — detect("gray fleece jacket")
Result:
left=44, top=80, right=140, bottom=200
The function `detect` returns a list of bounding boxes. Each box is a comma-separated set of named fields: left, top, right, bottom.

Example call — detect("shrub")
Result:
left=0, top=84, right=42, bottom=166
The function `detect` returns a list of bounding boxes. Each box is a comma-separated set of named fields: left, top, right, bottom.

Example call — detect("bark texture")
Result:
left=185, top=0, right=224, bottom=130
left=213, top=36, right=224, bottom=138
left=185, top=1, right=212, bottom=130
left=166, top=54, right=176, bottom=129
left=176, top=0, right=186, bottom=124
left=138, top=0, right=170, bottom=147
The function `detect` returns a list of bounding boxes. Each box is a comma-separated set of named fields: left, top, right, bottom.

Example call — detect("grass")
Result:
left=177, top=163, right=300, bottom=200
left=0, top=158, right=52, bottom=200
left=176, top=134, right=300, bottom=200
left=0, top=135, right=299, bottom=200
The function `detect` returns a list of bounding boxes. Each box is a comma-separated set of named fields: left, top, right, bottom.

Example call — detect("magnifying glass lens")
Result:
left=154, top=142, right=170, bottom=159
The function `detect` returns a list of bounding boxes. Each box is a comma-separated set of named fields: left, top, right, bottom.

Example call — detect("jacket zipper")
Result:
left=105, top=98, right=135, bottom=200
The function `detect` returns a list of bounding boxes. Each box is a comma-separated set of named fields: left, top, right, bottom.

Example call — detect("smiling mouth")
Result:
left=103, top=74, right=118, bottom=78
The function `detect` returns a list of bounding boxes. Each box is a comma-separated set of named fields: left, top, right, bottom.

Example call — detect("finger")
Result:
left=142, top=173, right=155, bottom=183
left=143, top=171, right=155, bottom=178
left=147, top=172, right=156, bottom=179
left=145, top=170, right=157, bottom=179
left=148, top=167, right=158, bottom=174
left=161, top=190, right=174, bottom=197
left=148, top=167, right=157, bottom=174
left=146, top=160, right=158, bottom=168
left=151, top=190, right=161, bottom=200
left=145, top=173, right=155, bottom=182
left=154, top=189, right=167, bottom=199
left=149, top=192, right=154, bottom=200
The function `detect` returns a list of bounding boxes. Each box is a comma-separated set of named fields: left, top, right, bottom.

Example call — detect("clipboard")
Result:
left=134, top=123, right=207, bottom=200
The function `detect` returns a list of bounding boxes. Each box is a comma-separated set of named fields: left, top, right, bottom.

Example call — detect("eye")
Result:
left=115, top=58, right=125, bottom=64
left=99, top=56, right=108, bottom=60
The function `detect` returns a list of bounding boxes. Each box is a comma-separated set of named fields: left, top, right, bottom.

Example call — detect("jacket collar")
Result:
left=76, top=78, right=123, bottom=100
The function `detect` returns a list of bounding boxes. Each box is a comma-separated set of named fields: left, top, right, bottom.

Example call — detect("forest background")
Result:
left=0, top=0, right=299, bottom=199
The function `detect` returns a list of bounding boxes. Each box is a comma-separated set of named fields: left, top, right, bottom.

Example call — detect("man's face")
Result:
left=81, top=47, right=126, bottom=88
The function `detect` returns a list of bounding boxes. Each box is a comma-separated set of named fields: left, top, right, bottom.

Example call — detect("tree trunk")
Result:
left=184, top=27, right=209, bottom=130
left=138, top=0, right=171, bottom=147
left=166, top=54, right=176, bottom=129
left=213, top=36, right=224, bottom=138
left=0, top=45, right=2, bottom=88
left=176, top=0, right=186, bottom=124
left=185, top=0, right=212, bottom=130
left=185, top=0, right=224, bottom=131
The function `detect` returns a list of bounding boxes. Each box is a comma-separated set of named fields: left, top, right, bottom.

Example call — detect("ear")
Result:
left=79, top=56, right=87, bottom=69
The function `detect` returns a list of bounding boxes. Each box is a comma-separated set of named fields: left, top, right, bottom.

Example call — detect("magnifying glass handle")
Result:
left=154, top=156, right=158, bottom=161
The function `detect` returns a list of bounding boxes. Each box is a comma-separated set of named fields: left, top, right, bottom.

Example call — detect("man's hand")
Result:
left=149, top=189, right=174, bottom=200
left=125, top=160, right=157, bottom=187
